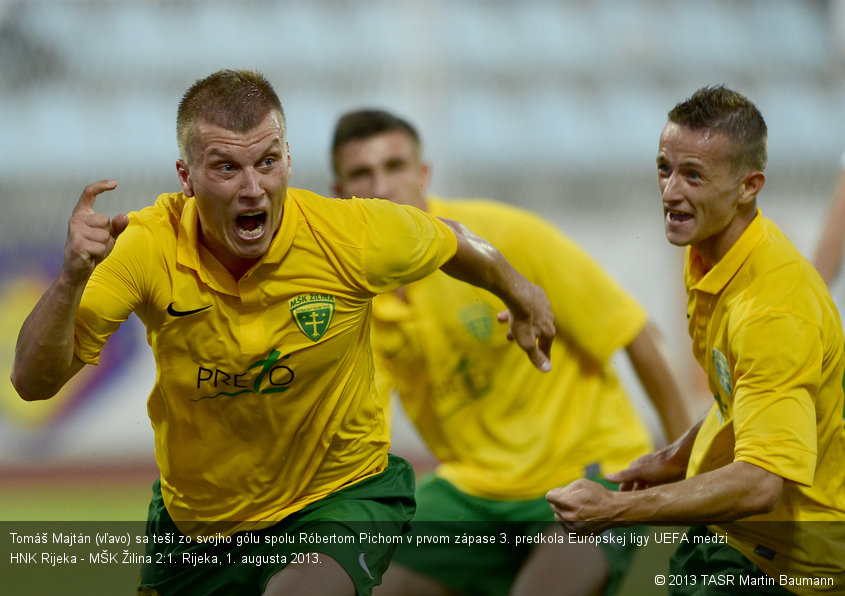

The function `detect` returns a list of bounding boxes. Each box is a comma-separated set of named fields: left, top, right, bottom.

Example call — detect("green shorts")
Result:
left=390, top=475, right=638, bottom=596
left=668, top=526, right=792, bottom=595
left=137, top=454, right=415, bottom=596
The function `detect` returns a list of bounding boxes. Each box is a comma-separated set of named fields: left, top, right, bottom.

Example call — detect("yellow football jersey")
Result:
left=74, top=188, right=457, bottom=536
left=685, top=212, right=845, bottom=591
left=373, top=197, right=652, bottom=499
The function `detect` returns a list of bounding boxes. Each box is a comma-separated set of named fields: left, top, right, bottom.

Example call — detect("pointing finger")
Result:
left=73, top=179, right=118, bottom=215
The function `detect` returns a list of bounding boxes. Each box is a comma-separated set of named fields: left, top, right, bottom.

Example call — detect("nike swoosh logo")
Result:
left=167, top=302, right=212, bottom=317
left=358, top=553, right=374, bottom=580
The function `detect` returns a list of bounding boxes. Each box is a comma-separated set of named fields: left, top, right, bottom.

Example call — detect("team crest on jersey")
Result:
left=712, top=348, right=733, bottom=396
left=460, top=303, right=493, bottom=341
left=289, top=294, right=336, bottom=341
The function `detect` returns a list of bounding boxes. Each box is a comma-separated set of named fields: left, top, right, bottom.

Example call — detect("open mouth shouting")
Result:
left=236, top=210, right=268, bottom=240
left=664, top=208, right=696, bottom=247
left=666, top=208, right=693, bottom=227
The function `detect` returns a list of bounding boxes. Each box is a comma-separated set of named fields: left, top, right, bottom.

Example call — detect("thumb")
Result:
left=111, top=213, right=129, bottom=238
left=605, top=470, right=628, bottom=483
left=546, top=487, right=564, bottom=500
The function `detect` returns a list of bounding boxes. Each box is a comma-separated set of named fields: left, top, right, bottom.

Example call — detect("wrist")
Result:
left=53, top=268, right=90, bottom=311
left=607, top=488, right=638, bottom=525
left=498, top=269, right=531, bottom=314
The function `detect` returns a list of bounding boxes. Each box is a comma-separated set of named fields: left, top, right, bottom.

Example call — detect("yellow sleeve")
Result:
left=731, top=312, right=819, bottom=486
left=355, top=199, right=457, bottom=293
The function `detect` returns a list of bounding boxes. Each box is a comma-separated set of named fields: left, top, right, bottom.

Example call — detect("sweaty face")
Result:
left=656, top=122, right=755, bottom=266
left=333, top=129, right=429, bottom=210
left=177, top=112, right=291, bottom=277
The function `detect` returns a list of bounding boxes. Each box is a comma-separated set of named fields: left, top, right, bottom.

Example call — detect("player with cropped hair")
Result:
left=11, top=69, right=555, bottom=596
left=548, top=85, right=845, bottom=595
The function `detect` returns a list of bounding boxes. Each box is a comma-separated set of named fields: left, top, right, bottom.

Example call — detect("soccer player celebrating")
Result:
left=547, top=86, right=845, bottom=594
left=11, top=69, right=555, bottom=596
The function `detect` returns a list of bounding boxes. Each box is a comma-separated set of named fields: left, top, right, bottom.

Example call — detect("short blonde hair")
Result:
left=176, top=69, right=286, bottom=164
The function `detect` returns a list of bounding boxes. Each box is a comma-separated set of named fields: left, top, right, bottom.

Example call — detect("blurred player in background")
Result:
left=11, top=70, right=556, bottom=596
left=331, top=108, right=695, bottom=596
left=548, top=85, right=845, bottom=594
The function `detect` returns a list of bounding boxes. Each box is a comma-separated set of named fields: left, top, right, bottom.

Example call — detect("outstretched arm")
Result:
left=547, top=460, right=783, bottom=533
left=546, top=418, right=783, bottom=531
left=438, top=217, right=554, bottom=373
left=625, top=320, right=698, bottom=442
left=11, top=180, right=128, bottom=401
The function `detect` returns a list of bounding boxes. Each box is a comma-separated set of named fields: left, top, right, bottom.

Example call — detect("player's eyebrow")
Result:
left=345, top=165, right=372, bottom=178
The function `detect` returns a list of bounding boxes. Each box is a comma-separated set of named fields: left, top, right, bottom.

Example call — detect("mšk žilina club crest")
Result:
left=289, top=294, right=336, bottom=341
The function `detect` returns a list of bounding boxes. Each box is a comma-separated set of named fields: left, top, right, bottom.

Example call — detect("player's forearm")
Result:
left=12, top=270, right=87, bottom=401
left=626, top=321, right=697, bottom=441
left=610, top=461, right=782, bottom=525
left=437, top=218, right=527, bottom=311
left=665, top=418, right=703, bottom=466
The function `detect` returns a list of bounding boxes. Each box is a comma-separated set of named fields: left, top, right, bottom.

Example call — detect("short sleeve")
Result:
left=356, top=199, right=457, bottom=293
left=731, top=313, right=820, bottom=486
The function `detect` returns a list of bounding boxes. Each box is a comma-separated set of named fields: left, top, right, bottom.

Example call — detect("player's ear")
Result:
left=739, top=170, right=765, bottom=205
left=176, top=160, right=195, bottom=197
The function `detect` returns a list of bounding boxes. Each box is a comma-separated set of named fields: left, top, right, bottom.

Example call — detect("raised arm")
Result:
left=11, top=180, right=128, bottom=401
left=625, top=320, right=698, bottom=442
left=437, top=217, right=554, bottom=373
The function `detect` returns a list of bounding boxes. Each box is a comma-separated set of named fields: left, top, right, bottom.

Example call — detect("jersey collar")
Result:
left=261, top=189, right=297, bottom=265
left=174, top=190, right=297, bottom=293
left=685, top=208, right=765, bottom=295
left=175, top=195, right=203, bottom=273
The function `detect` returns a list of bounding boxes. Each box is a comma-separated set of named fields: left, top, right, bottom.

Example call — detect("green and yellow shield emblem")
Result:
left=460, top=303, right=493, bottom=342
left=290, top=294, right=336, bottom=341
